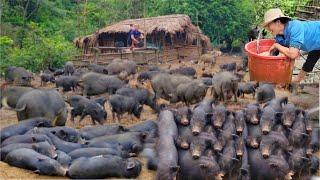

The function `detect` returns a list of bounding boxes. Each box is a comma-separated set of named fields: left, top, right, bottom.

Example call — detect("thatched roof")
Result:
left=99, top=14, right=198, bottom=35
left=74, top=14, right=211, bottom=48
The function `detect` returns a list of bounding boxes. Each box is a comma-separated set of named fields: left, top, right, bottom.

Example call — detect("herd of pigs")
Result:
left=0, top=55, right=319, bottom=179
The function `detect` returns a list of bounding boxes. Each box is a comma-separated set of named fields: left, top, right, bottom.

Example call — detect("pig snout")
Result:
left=236, top=127, right=243, bottom=134
left=251, top=117, right=259, bottom=124
left=213, top=122, right=222, bottom=129
left=283, top=119, right=292, bottom=128
left=181, top=142, right=189, bottom=149
left=251, top=140, right=259, bottom=149
left=191, top=126, right=201, bottom=135
left=214, top=143, right=222, bottom=152
left=181, top=118, right=189, bottom=125
left=192, top=151, right=201, bottom=159
left=261, top=126, right=270, bottom=135
left=236, top=150, right=243, bottom=158
left=262, top=149, right=270, bottom=158
left=306, top=126, right=312, bottom=134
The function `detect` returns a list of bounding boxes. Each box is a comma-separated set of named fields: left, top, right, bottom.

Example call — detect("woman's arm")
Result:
left=269, top=43, right=300, bottom=59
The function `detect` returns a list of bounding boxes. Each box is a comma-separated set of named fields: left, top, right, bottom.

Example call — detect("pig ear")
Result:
left=301, top=132, right=309, bottom=138
left=232, top=158, right=239, bottom=162
left=169, top=166, right=180, bottom=172
left=126, top=161, right=136, bottom=170
left=257, top=107, right=262, bottom=115
left=232, top=134, right=239, bottom=139
left=33, top=170, right=41, bottom=174
left=37, top=122, right=45, bottom=127
left=240, top=168, right=248, bottom=175
left=140, top=132, right=147, bottom=140
left=302, top=157, right=310, bottom=162
left=31, top=136, right=36, bottom=143
left=205, top=113, right=213, bottom=121
left=170, top=109, right=177, bottom=115
left=31, top=144, right=38, bottom=150
left=269, top=163, right=278, bottom=169
left=262, top=103, right=269, bottom=109
left=59, top=129, right=67, bottom=137
left=275, top=112, right=282, bottom=120
left=119, top=125, right=128, bottom=132
left=237, top=89, right=241, bottom=97
left=187, top=108, right=192, bottom=115
left=295, top=109, right=301, bottom=116
left=37, top=157, right=46, bottom=161
left=199, top=164, right=208, bottom=169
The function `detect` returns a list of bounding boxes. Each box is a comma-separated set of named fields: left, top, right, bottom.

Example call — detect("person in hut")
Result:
left=128, top=24, right=144, bottom=50
left=262, top=8, right=320, bottom=83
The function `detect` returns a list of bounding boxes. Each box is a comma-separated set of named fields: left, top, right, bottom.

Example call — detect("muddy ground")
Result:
left=0, top=55, right=319, bottom=179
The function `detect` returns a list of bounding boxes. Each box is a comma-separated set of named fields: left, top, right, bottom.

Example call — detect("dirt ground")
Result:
left=0, top=55, right=319, bottom=179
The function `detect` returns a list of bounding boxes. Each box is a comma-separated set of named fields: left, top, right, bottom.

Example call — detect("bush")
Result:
left=1, top=23, right=77, bottom=73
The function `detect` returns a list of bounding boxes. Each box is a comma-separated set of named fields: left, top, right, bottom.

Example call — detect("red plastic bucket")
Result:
left=244, top=39, right=295, bottom=84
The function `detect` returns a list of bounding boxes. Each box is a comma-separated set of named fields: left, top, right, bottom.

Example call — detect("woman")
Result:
left=262, top=8, right=320, bottom=83
left=128, top=24, right=144, bottom=50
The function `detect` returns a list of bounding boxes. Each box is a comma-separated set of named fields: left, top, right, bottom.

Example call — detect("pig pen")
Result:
left=0, top=55, right=319, bottom=179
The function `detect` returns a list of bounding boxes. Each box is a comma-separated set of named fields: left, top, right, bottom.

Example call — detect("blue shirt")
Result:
left=129, top=29, right=141, bottom=39
left=275, top=20, right=320, bottom=52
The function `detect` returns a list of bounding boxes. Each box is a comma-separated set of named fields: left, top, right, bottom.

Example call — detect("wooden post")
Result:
left=143, top=0, right=147, bottom=49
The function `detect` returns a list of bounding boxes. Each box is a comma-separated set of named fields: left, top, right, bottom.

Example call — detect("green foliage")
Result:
left=253, top=0, right=309, bottom=24
left=1, top=0, right=307, bottom=73
left=1, top=23, right=77, bottom=72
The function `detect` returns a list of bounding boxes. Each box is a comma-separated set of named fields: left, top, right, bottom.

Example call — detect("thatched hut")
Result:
left=73, top=14, right=212, bottom=65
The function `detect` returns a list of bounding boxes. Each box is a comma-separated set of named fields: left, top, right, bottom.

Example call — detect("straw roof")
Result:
left=74, top=14, right=211, bottom=48
left=99, top=14, right=198, bottom=35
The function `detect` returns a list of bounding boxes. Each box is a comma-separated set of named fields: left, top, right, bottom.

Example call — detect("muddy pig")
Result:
left=0, top=141, right=57, bottom=160
left=12, top=89, right=68, bottom=125
left=116, top=87, right=159, bottom=113
left=5, top=148, right=67, bottom=176
left=211, top=71, right=238, bottom=102
left=0, top=86, right=33, bottom=109
left=68, top=147, right=128, bottom=160
left=68, top=155, right=141, bottom=178
left=288, top=111, right=309, bottom=147
left=244, top=104, right=261, bottom=125
left=219, top=62, right=237, bottom=72
left=237, top=82, right=256, bottom=99
left=0, top=117, right=52, bottom=142
left=87, top=132, right=145, bottom=154
left=1, top=134, right=53, bottom=147
left=127, top=120, right=158, bottom=143
left=156, top=135, right=179, bottom=180
left=169, top=67, right=196, bottom=77
left=64, top=61, right=75, bottom=76
left=256, top=84, right=275, bottom=103
left=80, top=72, right=126, bottom=96
left=79, top=124, right=127, bottom=140
left=56, top=150, right=71, bottom=169
left=158, top=110, right=178, bottom=138
left=178, top=149, right=221, bottom=180
left=5, top=66, right=33, bottom=86
left=55, top=75, right=79, bottom=92
left=45, top=132, right=83, bottom=153
left=40, top=71, right=55, bottom=86
left=109, top=94, right=143, bottom=123
left=170, top=80, right=208, bottom=105
left=26, top=126, right=81, bottom=143
left=172, top=107, right=192, bottom=126
left=67, top=95, right=107, bottom=125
